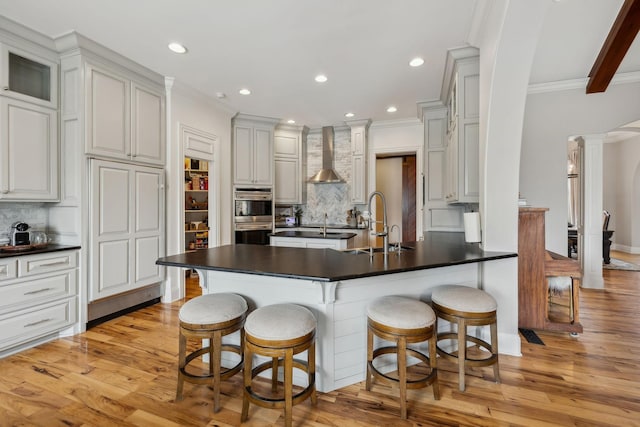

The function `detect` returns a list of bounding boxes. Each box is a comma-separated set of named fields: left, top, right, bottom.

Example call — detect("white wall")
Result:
left=163, top=81, right=235, bottom=301
left=604, top=135, right=640, bottom=252
left=520, top=82, right=640, bottom=254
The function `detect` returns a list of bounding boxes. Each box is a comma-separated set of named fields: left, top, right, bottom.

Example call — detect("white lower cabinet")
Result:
left=0, top=249, right=78, bottom=356
left=270, top=235, right=353, bottom=250
left=89, top=159, right=164, bottom=301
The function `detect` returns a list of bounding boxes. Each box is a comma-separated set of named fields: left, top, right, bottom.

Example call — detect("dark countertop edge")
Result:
left=157, top=252, right=517, bottom=282
left=275, top=223, right=368, bottom=230
left=0, top=244, right=81, bottom=258
left=157, top=260, right=333, bottom=282
left=270, top=230, right=357, bottom=240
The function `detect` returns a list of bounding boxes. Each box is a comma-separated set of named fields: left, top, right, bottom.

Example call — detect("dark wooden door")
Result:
left=402, top=155, right=416, bottom=242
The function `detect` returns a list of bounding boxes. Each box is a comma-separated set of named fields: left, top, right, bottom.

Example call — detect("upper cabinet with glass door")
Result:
left=1, top=43, right=58, bottom=109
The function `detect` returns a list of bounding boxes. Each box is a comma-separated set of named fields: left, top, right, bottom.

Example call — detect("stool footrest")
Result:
left=369, top=346, right=437, bottom=390
left=244, top=358, right=316, bottom=411
left=180, top=344, right=243, bottom=383
left=436, top=332, right=498, bottom=368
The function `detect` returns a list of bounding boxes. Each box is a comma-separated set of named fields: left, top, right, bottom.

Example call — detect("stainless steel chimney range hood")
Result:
left=309, top=126, right=344, bottom=183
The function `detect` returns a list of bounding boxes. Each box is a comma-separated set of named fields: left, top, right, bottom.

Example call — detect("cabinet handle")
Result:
left=32, top=260, right=69, bottom=269
left=3, top=87, right=8, bottom=91
left=1, top=190, right=8, bottom=194
left=24, top=287, right=53, bottom=295
left=24, top=318, right=53, bottom=328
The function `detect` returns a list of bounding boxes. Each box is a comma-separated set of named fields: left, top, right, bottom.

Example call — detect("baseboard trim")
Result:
left=611, top=244, right=640, bottom=254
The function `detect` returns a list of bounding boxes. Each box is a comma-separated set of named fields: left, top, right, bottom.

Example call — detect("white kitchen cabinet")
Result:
left=347, top=120, right=371, bottom=204
left=0, top=42, right=58, bottom=109
left=0, top=97, right=58, bottom=201
left=89, top=160, right=164, bottom=301
left=0, top=249, right=78, bottom=357
left=274, top=125, right=308, bottom=204
left=443, top=47, right=479, bottom=204
left=233, top=114, right=279, bottom=187
left=86, top=63, right=165, bottom=166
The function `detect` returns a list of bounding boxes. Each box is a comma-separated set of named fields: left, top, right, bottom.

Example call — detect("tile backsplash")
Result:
left=0, top=203, right=48, bottom=244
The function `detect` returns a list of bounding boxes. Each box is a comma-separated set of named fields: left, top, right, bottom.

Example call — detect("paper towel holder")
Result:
left=463, top=211, right=482, bottom=243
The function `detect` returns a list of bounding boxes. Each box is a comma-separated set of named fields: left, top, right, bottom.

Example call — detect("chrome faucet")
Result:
left=390, top=224, right=401, bottom=253
left=367, top=191, right=389, bottom=257
left=322, top=212, right=328, bottom=237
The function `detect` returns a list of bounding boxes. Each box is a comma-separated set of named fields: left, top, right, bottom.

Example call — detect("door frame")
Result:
left=369, top=145, right=424, bottom=241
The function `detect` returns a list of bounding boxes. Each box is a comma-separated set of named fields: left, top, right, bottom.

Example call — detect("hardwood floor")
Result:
left=1, top=254, right=640, bottom=426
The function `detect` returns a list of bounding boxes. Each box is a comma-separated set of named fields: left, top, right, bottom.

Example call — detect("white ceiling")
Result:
left=0, top=0, right=638, bottom=128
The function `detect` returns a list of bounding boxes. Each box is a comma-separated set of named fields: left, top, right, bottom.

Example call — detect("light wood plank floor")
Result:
left=1, top=252, right=639, bottom=426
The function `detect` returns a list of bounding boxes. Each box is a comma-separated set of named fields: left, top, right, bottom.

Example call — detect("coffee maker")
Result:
left=9, top=222, right=30, bottom=246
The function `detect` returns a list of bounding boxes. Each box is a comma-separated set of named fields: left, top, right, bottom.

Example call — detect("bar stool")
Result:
left=431, top=285, right=500, bottom=391
left=176, top=293, right=247, bottom=412
left=241, top=303, right=317, bottom=427
left=366, top=295, right=440, bottom=419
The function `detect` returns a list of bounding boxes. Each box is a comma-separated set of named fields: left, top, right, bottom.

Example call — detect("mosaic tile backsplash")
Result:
left=0, top=203, right=48, bottom=244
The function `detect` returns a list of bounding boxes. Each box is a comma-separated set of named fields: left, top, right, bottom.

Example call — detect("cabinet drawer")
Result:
left=18, top=251, right=77, bottom=277
left=0, top=298, right=76, bottom=351
left=0, top=259, right=17, bottom=282
left=0, top=271, right=76, bottom=311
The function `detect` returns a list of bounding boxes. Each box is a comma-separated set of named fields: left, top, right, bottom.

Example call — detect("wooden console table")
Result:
left=518, top=207, right=583, bottom=333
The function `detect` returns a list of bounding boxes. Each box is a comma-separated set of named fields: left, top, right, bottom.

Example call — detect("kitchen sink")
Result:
left=338, top=245, right=414, bottom=255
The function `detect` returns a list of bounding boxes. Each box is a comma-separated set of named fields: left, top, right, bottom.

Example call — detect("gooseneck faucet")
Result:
left=367, top=191, right=389, bottom=257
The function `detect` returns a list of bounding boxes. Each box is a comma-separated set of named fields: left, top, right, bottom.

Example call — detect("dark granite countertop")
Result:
left=157, top=232, right=516, bottom=282
left=0, top=244, right=81, bottom=259
left=270, top=230, right=357, bottom=240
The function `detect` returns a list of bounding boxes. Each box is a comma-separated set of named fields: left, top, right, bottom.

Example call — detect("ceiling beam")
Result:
left=586, top=0, right=640, bottom=94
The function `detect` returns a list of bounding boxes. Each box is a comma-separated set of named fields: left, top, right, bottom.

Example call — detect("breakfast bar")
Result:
left=157, top=232, right=517, bottom=392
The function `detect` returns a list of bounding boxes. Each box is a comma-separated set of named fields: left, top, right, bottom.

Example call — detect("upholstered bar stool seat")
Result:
left=176, top=293, right=247, bottom=412
left=366, top=295, right=440, bottom=419
left=241, top=303, right=317, bottom=427
left=431, top=285, right=500, bottom=391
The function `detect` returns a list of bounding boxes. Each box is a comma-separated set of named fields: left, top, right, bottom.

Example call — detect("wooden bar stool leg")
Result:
left=429, top=332, right=440, bottom=400
left=212, top=332, right=222, bottom=412
left=398, top=337, right=407, bottom=419
left=271, top=357, right=279, bottom=392
left=284, top=348, right=294, bottom=427
left=309, top=341, right=317, bottom=405
left=491, top=320, right=501, bottom=384
left=366, top=325, right=373, bottom=391
left=458, top=317, right=466, bottom=392
left=176, top=330, right=186, bottom=400
left=241, top=344, right=252, bottom=422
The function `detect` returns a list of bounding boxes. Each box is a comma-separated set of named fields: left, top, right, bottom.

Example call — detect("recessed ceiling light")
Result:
left=409, top=57, right=424, bottom=67
left=168, top=42, right=187, bottom=54
left=345, top=112, right=355, bottom=118
left=315, top=74, right=328, bottom=83
left=239, top=88, right=251, bottom=95
left=287, top=119, right=296, bottom=124
left=386, top=106, right=397, bottom=113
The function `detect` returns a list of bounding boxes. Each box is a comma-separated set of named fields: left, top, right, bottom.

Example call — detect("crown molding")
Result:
left=528, top=71, right=640, bottom=94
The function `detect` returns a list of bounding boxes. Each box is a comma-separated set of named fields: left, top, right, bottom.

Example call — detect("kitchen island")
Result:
left=157, top=232, right=517, bottom=392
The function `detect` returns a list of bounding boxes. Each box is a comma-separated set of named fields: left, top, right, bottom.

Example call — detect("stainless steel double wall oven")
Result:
left=234, top=188, right=273, bottom=245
